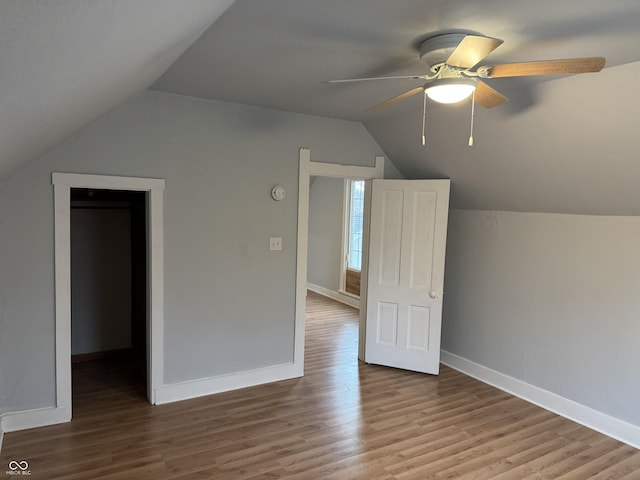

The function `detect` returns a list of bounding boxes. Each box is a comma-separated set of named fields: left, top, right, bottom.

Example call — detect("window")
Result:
left=347, top=180, right=365, bottom=271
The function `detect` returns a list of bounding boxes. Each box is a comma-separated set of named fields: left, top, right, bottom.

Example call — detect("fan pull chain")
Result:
left=421, top=90, right=427, bottom=146
left=468, top=90, right=475, bottom=147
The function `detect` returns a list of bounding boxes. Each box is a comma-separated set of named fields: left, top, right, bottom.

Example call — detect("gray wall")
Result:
left=0, top=90, right=386, bottom=413
left=306, top=164, right=403, bottom=293
left=443, top=209, right=640, bottom=426
left=71, top=208, right=132, bottom=355
left=307, top=176, right=344, bottom=292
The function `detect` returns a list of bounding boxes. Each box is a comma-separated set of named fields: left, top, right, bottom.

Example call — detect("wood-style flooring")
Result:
left=2, top=291, right=639, bottom=479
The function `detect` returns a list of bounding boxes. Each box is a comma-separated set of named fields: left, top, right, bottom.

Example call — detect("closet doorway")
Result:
left=70, top=188, right=148, bottom=399
left=53, top=172, right=165, bottom=421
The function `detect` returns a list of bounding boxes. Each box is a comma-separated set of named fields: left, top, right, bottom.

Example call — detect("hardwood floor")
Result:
left=2, top=291, right=639, bottom=479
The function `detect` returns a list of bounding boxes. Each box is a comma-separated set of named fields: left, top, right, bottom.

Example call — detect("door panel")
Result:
left=364, top=179, right=450, bottom=375
left=407, top=305, right=430, bottom=350
left=379, top=189, right=403, bottom=286
left=377, top=302, right=399, bottom=345
left=409, top=191, right=436, bottom=288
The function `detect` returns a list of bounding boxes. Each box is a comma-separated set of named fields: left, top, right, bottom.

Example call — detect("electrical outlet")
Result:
left=269, top=237, right=282, bottom=251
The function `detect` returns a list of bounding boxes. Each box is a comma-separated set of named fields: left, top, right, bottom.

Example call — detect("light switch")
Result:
left=269, top=237, right=282, bottom=251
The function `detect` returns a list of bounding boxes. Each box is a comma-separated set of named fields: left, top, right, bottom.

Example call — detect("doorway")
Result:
left=53, top=173, right=165, bottom=421
left=70, top=188, right=147, bottom=397
left=294, top=148, right=384, bottom=374
left=307, top=175, right=359, bottom=307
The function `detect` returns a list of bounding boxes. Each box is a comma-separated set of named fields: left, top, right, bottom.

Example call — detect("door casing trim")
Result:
left=53, top=172, right=165, bottom=415
left=295, top=149, right=384, bottom=373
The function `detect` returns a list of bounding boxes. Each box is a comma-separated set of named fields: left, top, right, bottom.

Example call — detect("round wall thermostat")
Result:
left=271, top=185, right=286, bottom=201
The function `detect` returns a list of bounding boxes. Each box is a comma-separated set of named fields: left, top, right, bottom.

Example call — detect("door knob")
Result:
left=429, top=291, right=438, bottom=299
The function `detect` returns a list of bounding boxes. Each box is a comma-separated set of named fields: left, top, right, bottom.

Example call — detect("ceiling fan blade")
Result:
left=446, top=35, right=503, bottom=69
left=323, top=74, right=428, bottom=84
left=367, top=86, right=425, bottom=112
left=475, top=80, right=508, bottom=108
left=483, top=57, right=605, bottom=78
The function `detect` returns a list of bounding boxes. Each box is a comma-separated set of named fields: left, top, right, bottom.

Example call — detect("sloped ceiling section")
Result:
left=153, top=0, right=640, bottom=215
left=0, top=0, right=235, bottom=180
left=365, top=60, right=640, bottom=215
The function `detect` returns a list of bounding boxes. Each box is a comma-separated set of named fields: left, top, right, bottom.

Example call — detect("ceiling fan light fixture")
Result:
left=426, top=77, right=477, bottom=104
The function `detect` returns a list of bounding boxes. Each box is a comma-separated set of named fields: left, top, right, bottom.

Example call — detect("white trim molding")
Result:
left=306, top=283, right=360, bottom=309
left=296, top=149, right=384, bottom=376
left=52, top=172, right=165, bottom=419
left=441, top=350, right=640, bottom=450
left=155, top=363, right=300, bottom=405
left=1, top=406, right=71, bottom=434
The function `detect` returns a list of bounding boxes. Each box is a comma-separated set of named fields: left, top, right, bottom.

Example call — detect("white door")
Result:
left=362, top=179, right=450, bottom=374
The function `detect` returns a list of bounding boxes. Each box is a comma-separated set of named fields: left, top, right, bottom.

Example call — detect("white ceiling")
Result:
left=2, top=0, right=640, bottom=214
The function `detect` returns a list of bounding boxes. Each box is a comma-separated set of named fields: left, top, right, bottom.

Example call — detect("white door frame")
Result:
left=52, top=173, right=165, bottom=416
left=294, top=148, right=384, bottom=374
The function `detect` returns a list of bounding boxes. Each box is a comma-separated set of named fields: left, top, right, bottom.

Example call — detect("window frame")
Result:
left=346, top=179, right=365, bottom=271
left=340, top=178, right=365, bottom=296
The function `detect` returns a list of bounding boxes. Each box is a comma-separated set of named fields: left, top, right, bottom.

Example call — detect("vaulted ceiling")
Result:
left=0, top=0, right=234, bottom=180
left=2, top=1, right=639, bottom=214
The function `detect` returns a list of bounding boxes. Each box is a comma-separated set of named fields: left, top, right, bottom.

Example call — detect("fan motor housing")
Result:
left=419, top=33, right=467, bottom=71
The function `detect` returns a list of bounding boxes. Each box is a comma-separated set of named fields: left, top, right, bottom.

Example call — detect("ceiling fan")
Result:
left=326, top=32, right=606, bottom=112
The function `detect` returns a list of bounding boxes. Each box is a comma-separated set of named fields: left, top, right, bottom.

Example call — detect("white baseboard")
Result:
left=154, top=362, right=302, bottom=405
left=0, top=363, right=302, bottom=438
left=441, top=350, right=640, bottom=450
left=307, top=283, right=360, bottom=309
left=0, top=405, right=71, bottom=434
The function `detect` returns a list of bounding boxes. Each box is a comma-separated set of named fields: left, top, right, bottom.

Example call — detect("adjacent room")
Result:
left=1, top=1, right=639, bottom=478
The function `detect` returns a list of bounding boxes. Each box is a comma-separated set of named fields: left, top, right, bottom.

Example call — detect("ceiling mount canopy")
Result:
left=418, top=33, right=502, bottom=72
